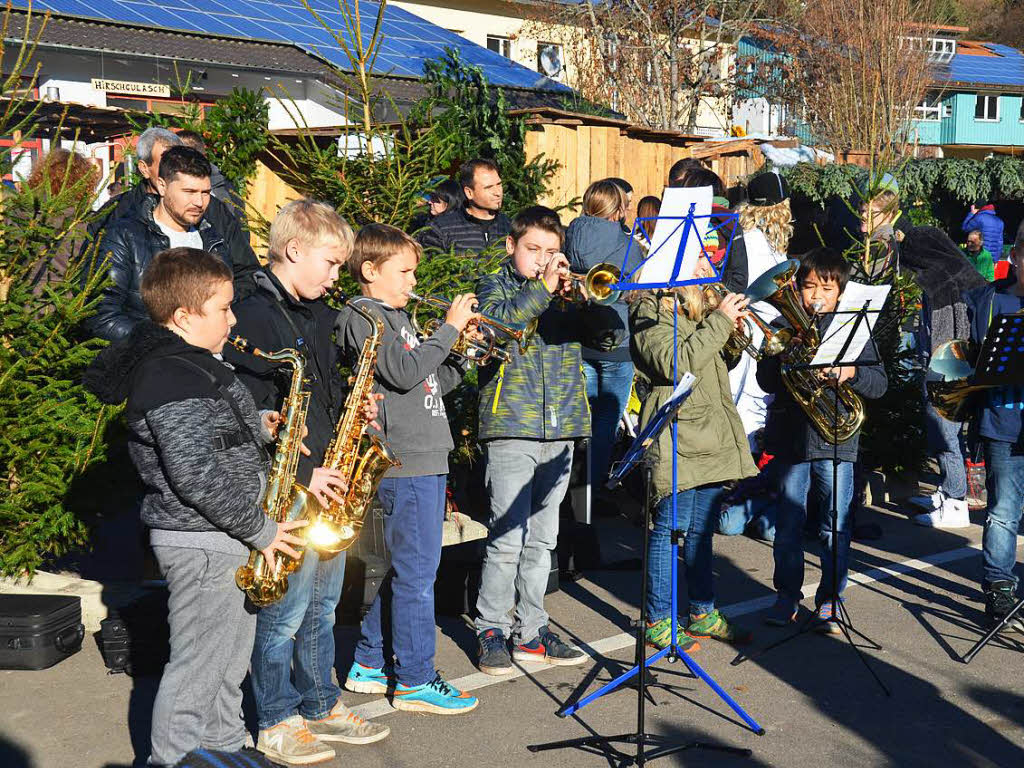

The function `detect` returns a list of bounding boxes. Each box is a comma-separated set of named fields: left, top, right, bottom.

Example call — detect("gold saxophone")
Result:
left=228, top=335, right=312, bottom=608
left=746, top=260, right=866, bottom=442
left=302, top=301, right=400, bottom=555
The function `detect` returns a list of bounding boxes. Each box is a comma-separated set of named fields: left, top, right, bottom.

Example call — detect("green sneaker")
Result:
left=686, top=609, right=753, bottom=645
left=645, top=618, right=700, bottom=652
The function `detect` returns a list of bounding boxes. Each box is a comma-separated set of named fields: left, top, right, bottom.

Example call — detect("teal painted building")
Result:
left=736, top=33, right=1024, bottom=156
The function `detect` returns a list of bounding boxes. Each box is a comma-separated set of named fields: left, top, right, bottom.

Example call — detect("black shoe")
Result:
left=477, top=628, right=513, bottom=675
left=985, top=581, right=1024, bottom=633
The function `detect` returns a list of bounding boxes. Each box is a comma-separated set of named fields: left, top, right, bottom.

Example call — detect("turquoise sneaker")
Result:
left=391, top=672, right=478, bottom=715
left=345, top=662, right=390, bottom=694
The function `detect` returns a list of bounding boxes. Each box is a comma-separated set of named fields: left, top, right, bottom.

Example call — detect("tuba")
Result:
left=746, top=260, right=866, bottom=442
left=228, top=335, right=312, bottom=608
left=301, top=301, right=400, bottom=554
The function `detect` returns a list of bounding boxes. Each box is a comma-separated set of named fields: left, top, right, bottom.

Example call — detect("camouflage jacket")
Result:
left=475, top=260, right=591, bottom=441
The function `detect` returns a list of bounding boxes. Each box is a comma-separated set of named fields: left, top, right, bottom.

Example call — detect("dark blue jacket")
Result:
left=756, top=314, right=888, bottom=462
left=565, top=215, right=642, bottom=362
left=964, top=277, right=1024, bottom=445
left=961, top=207, right=1004, bottom=261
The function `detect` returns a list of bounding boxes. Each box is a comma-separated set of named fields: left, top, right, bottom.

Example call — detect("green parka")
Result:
left=629, top=294, right=757, bottom=502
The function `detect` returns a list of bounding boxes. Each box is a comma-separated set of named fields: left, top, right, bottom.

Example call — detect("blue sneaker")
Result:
left=345, top=662, right=390, bottom=694
left=391, top=672, right=478, bottom=715
left=815, top=600, right=843, bottom=635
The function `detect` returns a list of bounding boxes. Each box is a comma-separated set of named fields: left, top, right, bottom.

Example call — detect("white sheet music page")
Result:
left=810, top=281, right=891, bottom=367
left=636, top=186, right=713, bottom=285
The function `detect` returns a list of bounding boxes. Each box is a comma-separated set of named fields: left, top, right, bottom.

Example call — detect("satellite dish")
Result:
left=539, top=45, right=563, bottom=78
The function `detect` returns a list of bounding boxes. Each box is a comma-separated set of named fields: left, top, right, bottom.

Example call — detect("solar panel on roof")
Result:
left=13, top=0, right=569, bottom=90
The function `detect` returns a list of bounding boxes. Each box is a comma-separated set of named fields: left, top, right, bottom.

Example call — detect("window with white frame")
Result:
left=486, top=35, right=512, bottom=59
left=914, top=95, right=942, bottom=122
left=975, top=93, right=1000, bottom=121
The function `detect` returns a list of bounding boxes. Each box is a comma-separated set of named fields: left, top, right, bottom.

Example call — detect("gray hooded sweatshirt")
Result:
left=335, top=296, right=465, bottom=478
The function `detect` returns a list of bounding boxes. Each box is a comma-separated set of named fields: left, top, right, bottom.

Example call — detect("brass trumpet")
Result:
left=408, top=291, right=535, bottom=364
left=701, top=281, right=789, bottom=361
left=562, top=263, right=622, bottom=306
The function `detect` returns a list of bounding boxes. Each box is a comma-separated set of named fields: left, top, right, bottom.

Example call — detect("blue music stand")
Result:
left=528, top=201, right=763, bottom=766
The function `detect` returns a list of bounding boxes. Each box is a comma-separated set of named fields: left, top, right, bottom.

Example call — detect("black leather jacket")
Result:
left=84, top=196, right=246, bottom=341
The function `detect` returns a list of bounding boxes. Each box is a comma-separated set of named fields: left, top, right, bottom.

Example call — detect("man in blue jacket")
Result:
left=962, top=200, right=1004, bottom=264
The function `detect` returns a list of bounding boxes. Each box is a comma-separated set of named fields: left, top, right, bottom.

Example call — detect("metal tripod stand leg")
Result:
left=961, top=595, right=1024, bottom=664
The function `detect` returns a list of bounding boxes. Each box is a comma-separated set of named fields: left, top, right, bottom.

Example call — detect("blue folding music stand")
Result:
left=528, top=199, right=763, bottom=766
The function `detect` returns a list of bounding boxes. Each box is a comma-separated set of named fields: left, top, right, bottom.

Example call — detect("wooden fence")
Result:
left=516, top=108, right=765, bottom=212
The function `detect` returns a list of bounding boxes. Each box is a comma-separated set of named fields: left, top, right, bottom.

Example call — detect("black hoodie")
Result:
left=84, top=321, right=276, bottom=553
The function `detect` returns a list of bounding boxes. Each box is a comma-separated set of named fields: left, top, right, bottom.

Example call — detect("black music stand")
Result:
left=959, top=311, right=1024, bottom=663
left=732, top=301, right=891, bottom=696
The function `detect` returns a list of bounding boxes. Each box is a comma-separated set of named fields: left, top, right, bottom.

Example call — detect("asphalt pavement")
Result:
left=2, top=494, right=1023, bottom=768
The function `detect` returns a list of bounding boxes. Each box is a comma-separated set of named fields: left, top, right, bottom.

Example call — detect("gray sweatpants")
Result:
left=149, top=546, right=254, bottom=766
left=475, top=438, right=573, bottom=645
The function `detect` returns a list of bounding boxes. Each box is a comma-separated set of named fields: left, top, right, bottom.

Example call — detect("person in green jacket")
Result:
left=473, top=206, right=592, bottom=676
left=629, top=255, right=758, bottom=651
left=963, top=229, right=995, bottom=281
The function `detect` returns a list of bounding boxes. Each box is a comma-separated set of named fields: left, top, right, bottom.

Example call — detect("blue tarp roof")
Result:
left=15, top=0, right=570, bottom=91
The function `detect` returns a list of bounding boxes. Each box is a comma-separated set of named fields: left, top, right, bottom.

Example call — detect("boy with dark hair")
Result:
left=86, top=145, right=257, bottom=342
left=227, top=200, right=389, bottom=765
left=757, top=248, right=888, bottom=631
left=83, top=247, right=305, bottom=767
left=473, top=205, right=591, bottom=675
left=964, top=236, right=1024, bottom=630
left=337, top=223, right=481, bottom=714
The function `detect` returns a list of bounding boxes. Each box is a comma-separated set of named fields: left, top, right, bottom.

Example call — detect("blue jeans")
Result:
left=924, top=398, right=967, bottom=499
left=646, top=485, right=722, bottom=620
left=982, top=439, right=1024, bottom=587
left=476, top=439, right=572, bottom=644
left=353, top=474, right=445, bottom=687
left=718, top=498, right=776, bottom=541
left=583, top=359, right=634, bottom=488
left=773, top=459, right=854, bottom=606
left=250, top=547, right=346, bottom=730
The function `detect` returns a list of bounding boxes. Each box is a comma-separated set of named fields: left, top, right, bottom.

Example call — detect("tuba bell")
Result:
left=747, top=259, right=866, bottom=442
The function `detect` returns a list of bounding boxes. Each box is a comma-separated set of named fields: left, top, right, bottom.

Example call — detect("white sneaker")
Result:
left=908, top=491, right=943, bottom=511
left=257, top=715, right=335, bottom=765
left=914, top=497, right=970, bottom=528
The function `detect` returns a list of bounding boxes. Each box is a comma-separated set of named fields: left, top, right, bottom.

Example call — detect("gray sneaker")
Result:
left=257, top=715, right=335, bottom=765
left=305, top=700, right=390, bottom=745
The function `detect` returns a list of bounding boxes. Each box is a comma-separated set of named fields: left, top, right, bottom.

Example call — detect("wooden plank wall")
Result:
left=526, top=123, right=763, bottom=218
left=245, top=160, right=303, bottom=257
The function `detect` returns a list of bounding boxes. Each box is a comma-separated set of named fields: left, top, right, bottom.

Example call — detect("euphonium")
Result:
left=228, top=335, right=312, bottom=608
left=746, top=259, right=866, bottom=442
left=408, top=291, right=534, bottom=364
left=564, top=263, right=622, bottom=306
left=302, top=301, right=400, bottom=554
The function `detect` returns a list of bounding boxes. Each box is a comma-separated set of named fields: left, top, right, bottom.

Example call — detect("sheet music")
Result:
left=810, top=281, right=890, bottom=367
left=636, top=186, right=712, bottom=286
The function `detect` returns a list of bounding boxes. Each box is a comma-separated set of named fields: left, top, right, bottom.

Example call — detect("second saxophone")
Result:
left=302, top=301, right=400, bottom=554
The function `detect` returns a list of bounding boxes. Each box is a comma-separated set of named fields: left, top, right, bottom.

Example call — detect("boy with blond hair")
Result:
left=84, top=248, right=306, bottom=766
left=228, top=200, right=390, bottom=765
left=337, top=223, right=481, bottom=714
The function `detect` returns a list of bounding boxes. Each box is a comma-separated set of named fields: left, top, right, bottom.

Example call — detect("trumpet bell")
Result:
left=585, top=264, right=621, bottom=305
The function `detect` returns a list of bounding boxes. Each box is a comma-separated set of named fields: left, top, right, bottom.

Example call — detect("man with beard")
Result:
left=417, top=158, right=512, bottom=255
left=88, top=127, right=257, bottom=297
left=86, top=146, right=255, bottom=341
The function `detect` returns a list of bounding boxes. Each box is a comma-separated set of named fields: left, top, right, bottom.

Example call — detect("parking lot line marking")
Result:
left=349, top=543, right=985, bottom=720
